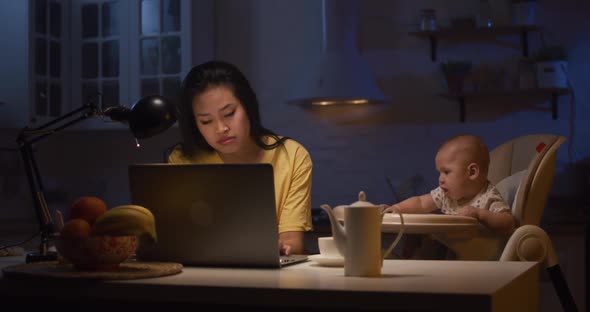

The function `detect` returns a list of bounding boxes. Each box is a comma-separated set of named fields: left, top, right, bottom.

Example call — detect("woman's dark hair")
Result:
left=177, top=60, right=286, bottom=156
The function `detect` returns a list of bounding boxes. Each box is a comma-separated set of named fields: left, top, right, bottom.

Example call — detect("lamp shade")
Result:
left=129, top=95, right=178, bottom=139
left=104, top=95, right=178, bottom=139
left=289, top=51, right=385, bottom=106
left=288, top=0, right=385, bottom=106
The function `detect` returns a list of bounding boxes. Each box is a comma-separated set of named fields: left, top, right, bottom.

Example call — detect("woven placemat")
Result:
left=2, top=261, right=183, bottom=280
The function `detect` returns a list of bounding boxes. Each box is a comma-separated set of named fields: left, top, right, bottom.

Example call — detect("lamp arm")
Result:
left=15, top=102, right=101, bottom=262
left=19, top=143, right=52, bottom=239
left=22, top=103, right=100, bottom=145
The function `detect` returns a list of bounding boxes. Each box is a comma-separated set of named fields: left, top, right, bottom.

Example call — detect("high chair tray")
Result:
left=381, top=214, right=478, bottom=235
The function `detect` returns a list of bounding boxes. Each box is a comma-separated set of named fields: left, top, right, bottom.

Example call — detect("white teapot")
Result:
left=320, top=191, right=405, bottom=277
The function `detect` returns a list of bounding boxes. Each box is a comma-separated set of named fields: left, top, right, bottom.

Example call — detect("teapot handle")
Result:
left=380, top=206, right=405, bottom=260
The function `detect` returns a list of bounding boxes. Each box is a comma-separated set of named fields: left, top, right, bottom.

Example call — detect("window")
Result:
left=138, top=0, right=183, bottom=100
left=33, top=0, right=68, bottom=121
left=71, top=0, right=127, bottom=112
left=25, top=0, right=211, bottom=128
left=70, top=0, right=195, bottom=121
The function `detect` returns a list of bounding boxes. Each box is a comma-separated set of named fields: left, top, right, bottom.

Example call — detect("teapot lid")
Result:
left=349, top=191, right=376, bottom=207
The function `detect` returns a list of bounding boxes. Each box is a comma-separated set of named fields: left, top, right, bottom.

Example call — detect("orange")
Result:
left=69, top=196, right=107, bottom=225
left=60, top=218, right=91, bottom=238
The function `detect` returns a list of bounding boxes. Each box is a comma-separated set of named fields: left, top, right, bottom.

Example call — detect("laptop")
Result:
left=128, top=163, right=308, bottom=268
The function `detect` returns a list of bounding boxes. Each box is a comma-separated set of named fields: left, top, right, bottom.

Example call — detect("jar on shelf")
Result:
left=420, top=9, right=437, bottom=31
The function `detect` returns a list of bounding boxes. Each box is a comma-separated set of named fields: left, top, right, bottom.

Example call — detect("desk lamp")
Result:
left=16, top=95, right=177, bottom=263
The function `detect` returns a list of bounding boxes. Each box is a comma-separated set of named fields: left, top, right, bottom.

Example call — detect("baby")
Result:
left=390, top=134, right=516, bottom=258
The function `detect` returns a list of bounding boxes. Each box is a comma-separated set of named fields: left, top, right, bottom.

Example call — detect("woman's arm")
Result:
left=279, top=231, right=305, bottom=255
left=276, top=141, right=313, bottom=254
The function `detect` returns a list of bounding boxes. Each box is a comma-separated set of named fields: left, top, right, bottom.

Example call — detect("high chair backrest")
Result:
left=488, top=134, right=566, bottom=227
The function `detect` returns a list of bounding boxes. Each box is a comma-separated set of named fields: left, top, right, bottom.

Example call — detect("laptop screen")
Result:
left=128, top=163, right=286, bottom=268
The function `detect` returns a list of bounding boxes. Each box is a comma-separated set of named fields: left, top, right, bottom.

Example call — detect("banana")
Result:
left=91, top=205, right=157, bottom=242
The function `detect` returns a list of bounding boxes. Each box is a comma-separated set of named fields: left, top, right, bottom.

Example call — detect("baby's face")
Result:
left=434, top=147, right=472, bottom=201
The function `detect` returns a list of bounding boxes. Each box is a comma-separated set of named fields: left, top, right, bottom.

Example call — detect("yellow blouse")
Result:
left=167, top=136, right=313, bottom=233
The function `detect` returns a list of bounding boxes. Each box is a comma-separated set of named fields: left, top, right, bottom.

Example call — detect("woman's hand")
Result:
left=279, top=231, right=304, bottom=255
left=278, top=241, right=292, bottom=256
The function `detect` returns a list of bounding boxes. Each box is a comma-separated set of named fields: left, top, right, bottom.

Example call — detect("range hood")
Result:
left=288, top=0, right=385, bottom=106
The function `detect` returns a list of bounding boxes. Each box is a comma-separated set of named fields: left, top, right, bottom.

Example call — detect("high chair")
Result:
left=431, top=133, right=567, bottom=260
left=433, top=134, right=575, bottom=310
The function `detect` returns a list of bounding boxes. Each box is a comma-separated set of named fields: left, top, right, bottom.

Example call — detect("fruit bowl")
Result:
left=54, top=235, right=138, bottom=270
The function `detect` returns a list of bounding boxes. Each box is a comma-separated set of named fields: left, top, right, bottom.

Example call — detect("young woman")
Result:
left=168, top=61, right=313, bottom=255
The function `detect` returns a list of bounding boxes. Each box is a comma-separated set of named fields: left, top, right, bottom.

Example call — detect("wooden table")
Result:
left=0, top=256, right=539, bottom=311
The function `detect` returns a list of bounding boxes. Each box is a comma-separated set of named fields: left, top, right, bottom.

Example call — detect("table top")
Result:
left=0, top=256, right=539, bottom=311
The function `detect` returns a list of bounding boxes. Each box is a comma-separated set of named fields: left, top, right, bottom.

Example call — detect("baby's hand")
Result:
left=379, top=204, right=391, bottom=214
left=457, top=206, right=480, bottom=219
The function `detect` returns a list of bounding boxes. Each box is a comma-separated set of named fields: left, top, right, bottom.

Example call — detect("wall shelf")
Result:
left=439, top=88, right=570, bottom=123
left=409, top=25, right=540, bottom=62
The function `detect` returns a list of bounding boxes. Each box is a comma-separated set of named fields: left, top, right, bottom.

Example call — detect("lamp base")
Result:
left=26, top=251, right=58, bottom=263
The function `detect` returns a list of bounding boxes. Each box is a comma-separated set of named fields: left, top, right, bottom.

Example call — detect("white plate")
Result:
left=308, top=254, right=344, bottom=267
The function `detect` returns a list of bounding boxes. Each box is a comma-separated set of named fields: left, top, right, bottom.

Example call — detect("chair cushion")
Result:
left=495, top=169, right=527, bottom=211
left=488, top=135, right=556, bottom=184
left=511, top=136, right=555, bottom=173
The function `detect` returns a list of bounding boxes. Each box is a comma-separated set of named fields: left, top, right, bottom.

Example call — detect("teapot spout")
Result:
left=320, top=204, right=347, bottom=256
